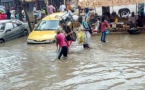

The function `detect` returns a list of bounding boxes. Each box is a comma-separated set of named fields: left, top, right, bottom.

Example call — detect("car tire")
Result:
left=119, top=9, right=130, bottom=17
left=27, top=41, right=30, bottom=44
left=0, top=39, right=4, bottom=43
left=24, top=30, right=28, bottom=36
left=53, top=40, right=56, bottom=43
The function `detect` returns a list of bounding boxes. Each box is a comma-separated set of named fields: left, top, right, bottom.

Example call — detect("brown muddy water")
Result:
left=0, top=34, right=145, bottom=90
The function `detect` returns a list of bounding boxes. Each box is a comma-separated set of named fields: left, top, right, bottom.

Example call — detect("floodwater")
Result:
left=0, top=34, right=145, bottom=90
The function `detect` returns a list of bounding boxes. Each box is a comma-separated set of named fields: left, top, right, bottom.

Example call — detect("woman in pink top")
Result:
left=56, top=30, right=68, bottom=60
left=101, top=16, right=110, bottom=42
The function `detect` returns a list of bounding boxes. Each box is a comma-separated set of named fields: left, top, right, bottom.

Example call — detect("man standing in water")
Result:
left=56, top=29, right=68, bottom=60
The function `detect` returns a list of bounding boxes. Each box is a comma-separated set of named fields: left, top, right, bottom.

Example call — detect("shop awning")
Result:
left=78, top=0, right=145, bottom=8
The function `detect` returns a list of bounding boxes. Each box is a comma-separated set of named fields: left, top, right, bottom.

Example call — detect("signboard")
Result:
left=78, top=0, right=145, bottom=7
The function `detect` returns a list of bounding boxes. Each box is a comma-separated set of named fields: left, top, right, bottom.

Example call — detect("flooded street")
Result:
left=0, top=34, right=145, bottom=90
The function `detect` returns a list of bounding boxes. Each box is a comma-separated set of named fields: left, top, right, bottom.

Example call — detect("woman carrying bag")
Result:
left=59, top=20, right=76, bottom=51
left=78, top=16, right=92, bottom=49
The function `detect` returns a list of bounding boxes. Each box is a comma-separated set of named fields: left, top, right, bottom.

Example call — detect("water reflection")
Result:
left=0, top=35, right=145, bottom=90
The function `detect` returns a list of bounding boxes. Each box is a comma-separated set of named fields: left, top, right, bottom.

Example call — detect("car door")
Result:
left=4, top=22, right=15, bottom=41
left=15, top=21, right=25, bottom=36
left=13, top=23, right=24, bottom=37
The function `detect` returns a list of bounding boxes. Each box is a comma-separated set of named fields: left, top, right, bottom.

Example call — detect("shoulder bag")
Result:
left=65, top=26, right=77, bottom=41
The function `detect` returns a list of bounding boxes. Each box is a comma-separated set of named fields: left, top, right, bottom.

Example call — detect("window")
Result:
left=35, top=20, right=59, bottom=30
left=13, top=23, right=18, bottom=27
left=9, top=1, right=14, bottom=8
left=5, top=23, right=14, bottom=30
left=0, top=23, right=6, bottom=32
left=12, top=20, right=23, bottom=26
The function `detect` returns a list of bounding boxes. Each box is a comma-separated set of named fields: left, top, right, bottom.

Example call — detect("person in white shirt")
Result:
left=10, top=9, right=16, bottom=19
left=33, top=5, right=38, bottom=24
left=37, top=10, right=42, bottom=19
left=22, top=10, right=26, bottom=22
left=59, top=3, right=66, bottom=12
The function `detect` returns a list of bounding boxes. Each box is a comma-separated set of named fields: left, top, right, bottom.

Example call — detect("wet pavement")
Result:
left=0, top=34, right=145, bottom=90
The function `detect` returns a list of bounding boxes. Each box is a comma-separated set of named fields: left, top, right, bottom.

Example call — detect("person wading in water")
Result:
left=56, top=29, right=68, bottom=60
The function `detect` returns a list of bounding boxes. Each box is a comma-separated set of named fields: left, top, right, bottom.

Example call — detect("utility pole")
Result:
left=21, top=0, right=32, bottom=32
left=77, top=0, right=80, bottom=16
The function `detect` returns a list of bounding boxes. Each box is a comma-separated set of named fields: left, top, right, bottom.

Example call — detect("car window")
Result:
left=12, top=20, right=23, bottom=26
left=5, top=23, right=14, bottom=30
left=13, top=23, right=18, bottom=27
left=35, top=20, right=59, bottom=30
left=0, top=23, right=5, bottom=32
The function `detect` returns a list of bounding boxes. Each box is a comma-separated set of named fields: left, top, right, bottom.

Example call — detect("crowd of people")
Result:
left=55, top=12, right=110, bottom=60
left=54, top=6, right=145, bottom=60
left=3, top=8, right=26, bottom=21
left=33, top=2, right=73, bottom=24
left=1, top=3, right=145, bottom=60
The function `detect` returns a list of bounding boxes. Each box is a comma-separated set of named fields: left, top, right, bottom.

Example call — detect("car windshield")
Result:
left=35, top=20, right=59, bottom=30
left=0, top=23, right=5, bottom=32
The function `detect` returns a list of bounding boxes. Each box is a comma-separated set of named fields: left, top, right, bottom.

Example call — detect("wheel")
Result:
left=24, top=30, right=28, bottom=36
left=53, top=40, right=56, bottom=43
left=119, top=9, right=130, bottom=17
left=0, top=39, right=4, bottom=43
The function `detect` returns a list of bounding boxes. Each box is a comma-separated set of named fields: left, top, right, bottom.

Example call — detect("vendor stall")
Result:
left=77, top=0, right=145, bottom=34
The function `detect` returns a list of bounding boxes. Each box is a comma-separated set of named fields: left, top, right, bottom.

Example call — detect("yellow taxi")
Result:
left=27, top=12, right=73, bottom=44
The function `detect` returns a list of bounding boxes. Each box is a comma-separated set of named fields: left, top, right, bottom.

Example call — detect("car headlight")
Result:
left=27, top=39, right=34, bottom=42
left=46, top=39, right=54, bottom=42
left=46, top=39, right=56, bottom=42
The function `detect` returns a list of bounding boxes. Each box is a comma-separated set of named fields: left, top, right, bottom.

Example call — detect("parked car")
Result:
left=0, top=20, right=29, bottom=43
left=0, top=7, right=6, bottom=20
left=27, top=12, right=74, bottom=44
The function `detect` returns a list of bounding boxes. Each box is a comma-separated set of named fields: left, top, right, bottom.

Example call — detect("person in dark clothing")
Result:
left=137, top=12, right=145, bottom=27
left=84, top=7, right=89, bottom=21
left=6, top=9, right=11, bottom=19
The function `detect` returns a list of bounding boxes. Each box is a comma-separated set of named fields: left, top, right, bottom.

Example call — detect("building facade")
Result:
left=0, top=0, right=15, bottom=9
